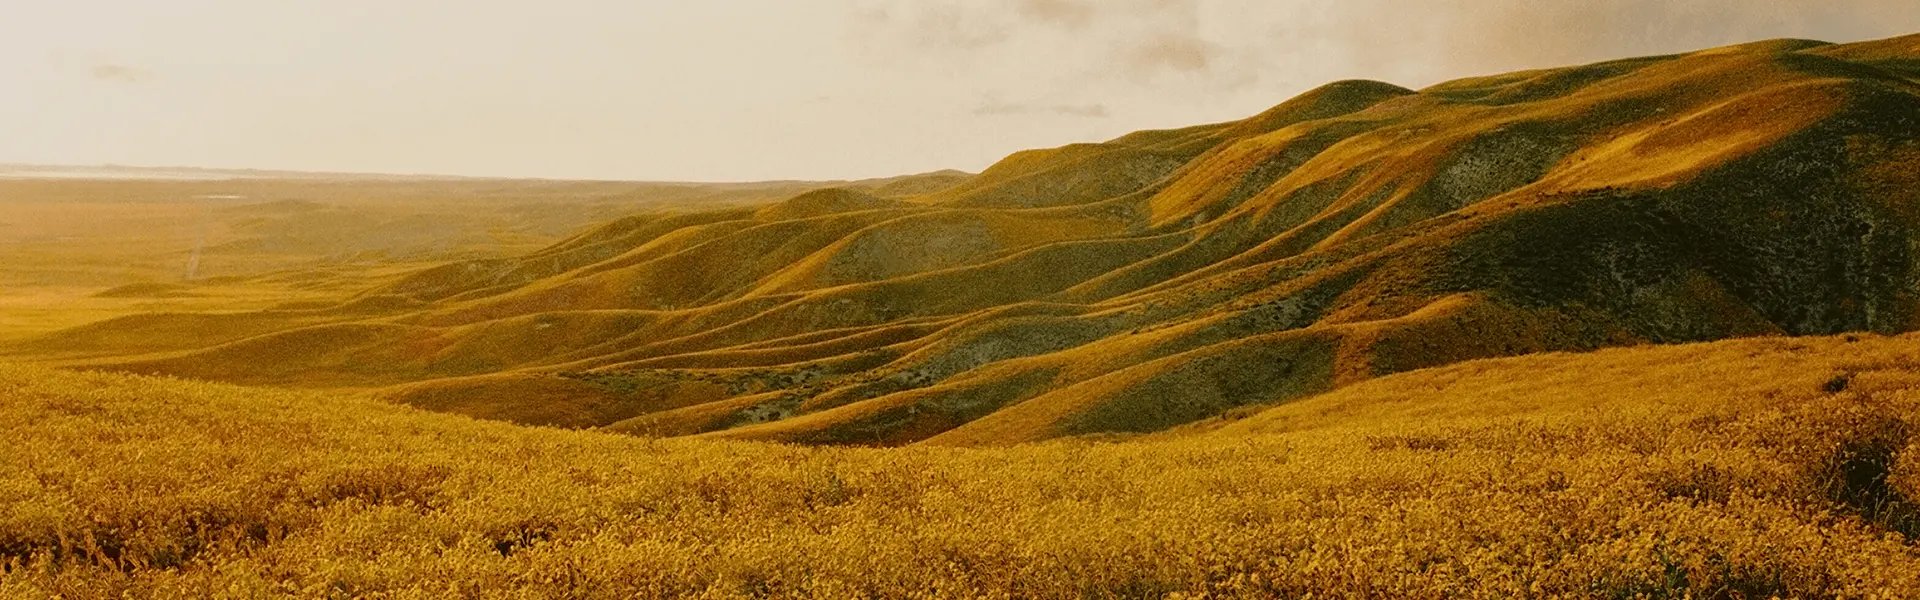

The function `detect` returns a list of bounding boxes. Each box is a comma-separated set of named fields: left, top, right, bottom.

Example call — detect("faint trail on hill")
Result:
left=184, top=201, right=208, bottom=280
left=186, top=219, right=206, bottom=281
left=185, top=194, right=241, bottom=280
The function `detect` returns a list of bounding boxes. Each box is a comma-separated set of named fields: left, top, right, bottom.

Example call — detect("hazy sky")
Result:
left=3, top=1, right=1917, bottom=181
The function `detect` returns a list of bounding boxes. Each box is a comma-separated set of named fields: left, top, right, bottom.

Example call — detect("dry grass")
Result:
left=8, top=331, right=1920, bottom=597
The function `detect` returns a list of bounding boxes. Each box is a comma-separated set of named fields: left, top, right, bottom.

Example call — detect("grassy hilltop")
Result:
left=7, top=332, right=1920, bottom=597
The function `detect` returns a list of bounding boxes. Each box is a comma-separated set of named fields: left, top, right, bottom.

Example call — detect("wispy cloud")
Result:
left=89, top=64, right=151, bottom=84
left=846, top=0, right=1262, bottom=93
left=1127, top=33, right=1216, bottom=75
left=848, top=0, right=1920, bottom=97
left=972, top=100, right=1111, bottom=118
left=1013, top=0, right=1097, bottom=29
left=848, top=2, right=1008, bottom=51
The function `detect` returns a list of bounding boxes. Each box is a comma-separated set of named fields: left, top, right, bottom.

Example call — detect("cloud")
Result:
left=1014, top=0, right=1097, bottom=29
left=847, top=0, right=1253, bottom=90
left=972, top=100, right=1111, bottom=118
left=849, top=0, right=1920, bottom=129
left=89, top=64, right=151, bottom=84
left=848, top=2, right=1008, bottom=51
left=1127, top=33, right=1216, bottom=75
left=1296, top=0, right=1920, bottom=86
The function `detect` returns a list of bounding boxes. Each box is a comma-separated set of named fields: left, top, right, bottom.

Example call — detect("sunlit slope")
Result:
left=27, top=34, right=1920, bottom=443
left=10, top=332, right=1920, bottom=596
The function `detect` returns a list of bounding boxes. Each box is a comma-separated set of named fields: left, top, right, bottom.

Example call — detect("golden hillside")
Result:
left=11, top=34, right=1920, bottom=447
left=6, top=331, right=1920, bottom=597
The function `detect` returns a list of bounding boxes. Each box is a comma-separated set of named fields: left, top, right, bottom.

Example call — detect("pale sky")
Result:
left=3, top=1, right=1917, bottom=182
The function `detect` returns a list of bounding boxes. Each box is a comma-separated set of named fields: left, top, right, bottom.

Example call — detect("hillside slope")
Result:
left=7, top=332, right=1920, bottom=596
left=18, top=33, right=1920, bottom=445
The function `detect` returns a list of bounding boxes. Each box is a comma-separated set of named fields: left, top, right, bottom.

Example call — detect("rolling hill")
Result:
left=14, top=33, right=1920, bottom=447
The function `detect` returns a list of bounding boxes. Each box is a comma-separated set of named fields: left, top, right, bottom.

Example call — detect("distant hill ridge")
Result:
left=26, top=33, right=1920, bottom=446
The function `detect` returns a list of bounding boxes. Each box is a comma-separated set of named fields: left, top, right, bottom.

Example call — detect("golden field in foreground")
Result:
left=6, top=331, right=1920, bottom=598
